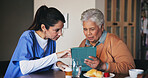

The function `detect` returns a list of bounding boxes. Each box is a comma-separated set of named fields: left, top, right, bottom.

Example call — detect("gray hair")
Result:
left=81, top=8, right=104, bottom=28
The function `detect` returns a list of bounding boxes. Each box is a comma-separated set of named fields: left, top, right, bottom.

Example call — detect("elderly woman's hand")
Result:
left=56, top=49, right=71, bottom=58
left=84, top=56, right=106, bottom=70
left=84, top=56, right=100, bottom=68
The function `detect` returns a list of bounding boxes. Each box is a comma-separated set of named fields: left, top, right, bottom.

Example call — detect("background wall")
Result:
left=96, top=0, right=105, bottom=14
left=34, top=0, right=105, bottom=64
left=0, top=0, right=33, bottom=61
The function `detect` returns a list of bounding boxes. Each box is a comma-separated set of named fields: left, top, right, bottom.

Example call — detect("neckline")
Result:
left=33, top=30, right=48, bottom=53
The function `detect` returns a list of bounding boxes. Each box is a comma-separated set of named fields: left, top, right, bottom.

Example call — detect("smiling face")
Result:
left=83, top=20, right=104, bottom=44
left=42, top=20, right=64, bottom=41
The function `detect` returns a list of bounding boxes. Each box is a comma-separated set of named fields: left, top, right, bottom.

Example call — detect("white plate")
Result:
left=83, top=72, right=115, bottom=78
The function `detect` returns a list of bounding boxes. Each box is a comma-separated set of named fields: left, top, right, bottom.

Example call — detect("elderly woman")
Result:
left=80, top=8, right=135, bottom=74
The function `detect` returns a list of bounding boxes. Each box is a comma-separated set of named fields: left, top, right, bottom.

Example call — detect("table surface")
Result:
left=19, top=69, right=129, bottom=78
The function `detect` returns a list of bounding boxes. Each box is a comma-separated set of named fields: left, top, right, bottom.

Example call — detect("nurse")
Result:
left=4, top=5, right=71, bottom=78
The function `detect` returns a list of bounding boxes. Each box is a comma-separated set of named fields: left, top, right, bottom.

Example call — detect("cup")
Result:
left=72, top=59, right=82, bottom=78
left=129, top=69, right=144, bottom=78
left=64, top=67, right=72, bottom=78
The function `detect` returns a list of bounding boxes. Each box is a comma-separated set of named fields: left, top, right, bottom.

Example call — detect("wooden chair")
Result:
left=0, top=61, right=9, bottom=77
left=134, top=59, right=148, bottom=71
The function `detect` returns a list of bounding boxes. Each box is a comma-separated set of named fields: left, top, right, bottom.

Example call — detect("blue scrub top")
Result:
left=4, top=30, right=56, bottom=78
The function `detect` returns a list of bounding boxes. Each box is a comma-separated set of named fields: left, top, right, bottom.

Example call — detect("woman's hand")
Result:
left=84, top=56, right=100, bottom=68
left=84, top=56, right=106, bottom=70
left=56, top=49, right=71, bottom=59
left=56, top=61, right=69, bottom=71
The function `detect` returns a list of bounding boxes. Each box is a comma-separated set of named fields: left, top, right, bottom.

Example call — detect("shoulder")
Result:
left=19, top=30, right=35, bottom=43
left=20, top=30, right=34, bottom=39
left=105, top=33, right=125, bottom=46
left=106, top=33, right=121, bottom=42
left=79, top=39, right=87, bottom=47
left=105, top=33, right=127, bottom=48
left=21, top=30, right=34, bottom=37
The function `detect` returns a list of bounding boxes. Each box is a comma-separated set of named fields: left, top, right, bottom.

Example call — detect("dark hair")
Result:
left=28, top=5, right=65, bottom=30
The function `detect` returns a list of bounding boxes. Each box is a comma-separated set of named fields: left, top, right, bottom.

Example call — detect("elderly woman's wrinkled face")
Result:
left=83, top=20, right=103, bottom=43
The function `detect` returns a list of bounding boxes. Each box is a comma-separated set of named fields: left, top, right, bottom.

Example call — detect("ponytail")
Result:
left=28, top=5, right=65, bottom=31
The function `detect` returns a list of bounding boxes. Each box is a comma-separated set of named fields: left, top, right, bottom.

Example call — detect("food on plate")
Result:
left=85, top=69, right=97, bottom=77
left=104, top=72, right=110, bottom=77
left=85, top=69, right=103, bottom=77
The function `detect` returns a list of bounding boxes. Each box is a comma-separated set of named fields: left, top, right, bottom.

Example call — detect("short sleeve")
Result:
left=11, top=32, right=34, bottom=65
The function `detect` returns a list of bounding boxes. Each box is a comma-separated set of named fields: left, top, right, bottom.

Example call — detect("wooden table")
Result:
left=19, top=69, right=129, bottom=78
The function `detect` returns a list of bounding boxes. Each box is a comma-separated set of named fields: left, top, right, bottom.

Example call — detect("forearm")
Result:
left=56, top=49, right=71, bottom=59
left=107, top=61, right=135, bottom=74
left=106, top=50, right=135, bottom=74
left=107, top=40, right=135, bottom=74
left=19, top=53, right=57, bottom=75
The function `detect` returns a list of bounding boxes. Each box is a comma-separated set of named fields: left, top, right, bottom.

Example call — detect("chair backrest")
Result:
left=0, top=61, right=9, bottom=76
left=134, top=59, right=148, bottom=71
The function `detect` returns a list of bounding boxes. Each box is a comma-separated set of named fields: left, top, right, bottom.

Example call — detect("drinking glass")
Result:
left=72, top=59, right=82, bottom=78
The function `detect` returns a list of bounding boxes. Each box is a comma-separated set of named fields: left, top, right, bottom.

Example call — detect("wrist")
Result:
left=95, top=61, right=104, bottom=70
left=105, top=63, right=109, bottom=70
left=56, top=52, right=60, bottom=59
left=101, top=63, right=106, bottom=70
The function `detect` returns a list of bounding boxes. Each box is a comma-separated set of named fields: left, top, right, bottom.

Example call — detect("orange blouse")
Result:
left=79, top=33, right=135, bottom=74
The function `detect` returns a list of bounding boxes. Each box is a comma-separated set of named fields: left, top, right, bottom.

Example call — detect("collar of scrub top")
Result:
left=85, top=30, right=107, bottom=47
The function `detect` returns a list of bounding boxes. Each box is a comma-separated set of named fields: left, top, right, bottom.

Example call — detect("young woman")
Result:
left=4, top=5, right=71, bottom=78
